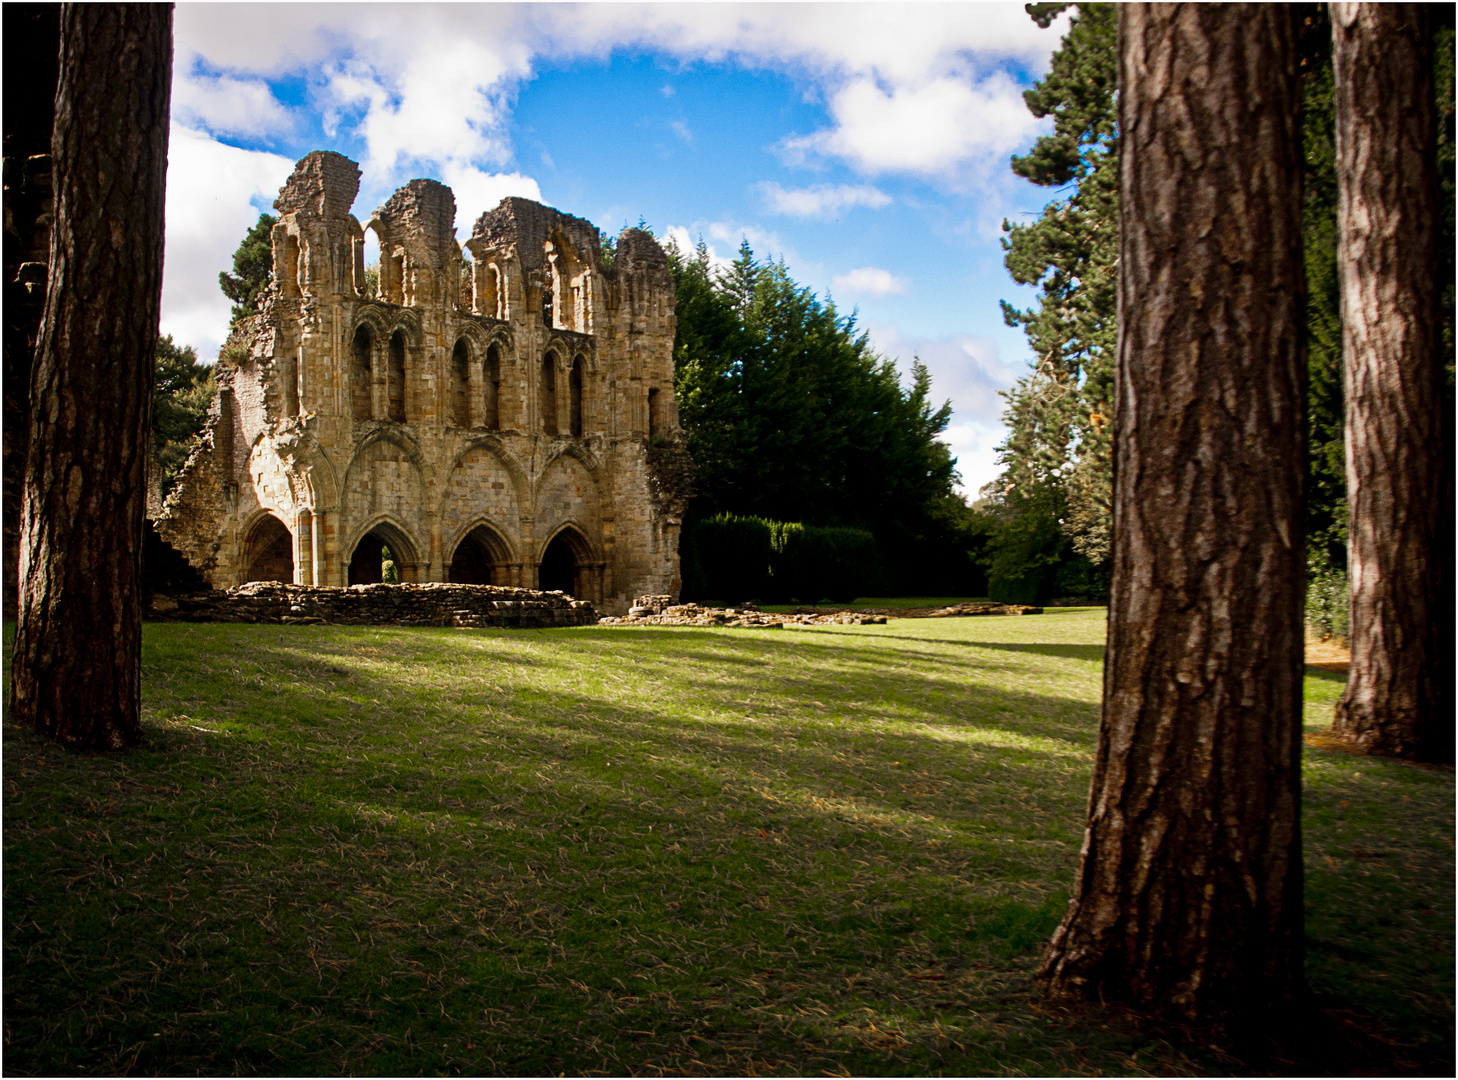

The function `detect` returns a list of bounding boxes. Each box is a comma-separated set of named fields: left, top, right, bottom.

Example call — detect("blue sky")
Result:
left=162, top=2, right=1072, bottom=495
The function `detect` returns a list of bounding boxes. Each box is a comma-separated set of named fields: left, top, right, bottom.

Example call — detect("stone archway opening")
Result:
left=244, top=515, right=293, bottom=583
left=448, top=525, right=512, bottom=586
left=348, top=524, right=420, bottom=585
left=539, top=526, right=591, bottom=598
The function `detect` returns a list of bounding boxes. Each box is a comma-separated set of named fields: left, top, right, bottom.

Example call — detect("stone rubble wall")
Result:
left=144, top=581, right=597, bottom=629
left=599, top=600, right=1043, bottom=628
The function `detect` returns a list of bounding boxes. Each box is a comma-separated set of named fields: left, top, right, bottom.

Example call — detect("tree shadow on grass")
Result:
left=869, top=633, right=1106, bottom=663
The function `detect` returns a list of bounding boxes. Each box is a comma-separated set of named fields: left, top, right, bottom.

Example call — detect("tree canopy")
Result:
left=218, top=212, right=275, bottom=325
left=667, top=237, right=976, bottom=595
left=152, top=334, right=215, bottom=498
left=991, top=2, right=1454, bottom=613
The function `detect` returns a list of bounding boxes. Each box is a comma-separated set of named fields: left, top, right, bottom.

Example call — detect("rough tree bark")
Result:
left=1330, top=3, right=1453, bottom=763
left=1038, top=5, right=1307, bottom=1027
left=7, top=4, right=172, bottom=751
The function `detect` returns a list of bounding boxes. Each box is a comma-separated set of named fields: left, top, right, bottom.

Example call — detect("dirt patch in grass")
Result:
left=3, top=612, right=1451, bottom=1076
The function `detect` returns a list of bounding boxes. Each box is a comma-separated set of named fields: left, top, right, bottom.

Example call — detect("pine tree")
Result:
left=218, top=212, right=276, bottom=325
left=152, top=335, right=216, bottom=498
left=998, top=3, right=1117, bottom=566
left=9, top=3, right=173, bottom=751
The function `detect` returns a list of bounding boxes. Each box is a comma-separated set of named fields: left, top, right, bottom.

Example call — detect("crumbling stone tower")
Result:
left=156, top=151, right=693, bottom=613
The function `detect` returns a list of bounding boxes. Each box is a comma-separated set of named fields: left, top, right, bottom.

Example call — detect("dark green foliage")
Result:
left=986, top=498, right=1063, bottom=606
left=766, top=523, right=883, bottom=605
left=684, top=516, right=883, bottom=606
left=218, top=212, right=276, bottom=326
left=998, top=3, right=1117, bottom=568
left=1301, top=6, right=1347, bottom=573
left=667, top=237, right=969, bottom=595
left=152, top=334, right=215, bottom=499
left=687, top=514, right=773, bottom=604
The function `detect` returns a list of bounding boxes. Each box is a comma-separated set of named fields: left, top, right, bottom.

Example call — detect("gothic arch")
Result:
left=543, top=332, right=596, bottom=368
left=536, top=520, right=600, bottom=600
left=242, top=510, right=294, bottom=584
left=438, top=436, right=531, bottom=519
left=344, top=515, right=425, bottom=584
left=446, top=517, right=518, bottom=567
left=537, top=520, right=600, bottom=564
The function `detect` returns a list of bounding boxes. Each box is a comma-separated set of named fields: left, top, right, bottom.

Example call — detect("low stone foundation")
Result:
left=144, top=581, right=597, bottom=628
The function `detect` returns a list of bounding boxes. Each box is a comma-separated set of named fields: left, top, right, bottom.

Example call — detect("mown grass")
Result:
left=3, top=612, right=1452, bottom=1076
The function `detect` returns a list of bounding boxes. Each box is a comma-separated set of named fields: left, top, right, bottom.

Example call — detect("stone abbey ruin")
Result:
left=154, top=151, right=694, bottom=615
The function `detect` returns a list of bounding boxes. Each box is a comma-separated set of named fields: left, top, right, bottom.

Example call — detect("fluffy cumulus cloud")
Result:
left=172, top=71, right=294, bottom=140
left=160, top=125, right=294, bottom=362
left=173, top=4, right=1065, bottom=186
left=780, top=71, right=1045, bottom=179
left=559, top=4, right=1066, bottom=181
left=866, top=321, right=1023, bottom=495
left=831, top=267, right=908, bottom=297
left=758, top=181, right=890, bottom=219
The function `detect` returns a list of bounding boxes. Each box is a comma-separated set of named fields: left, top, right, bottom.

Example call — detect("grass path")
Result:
left=3, top=611, right=1452, bottom=1075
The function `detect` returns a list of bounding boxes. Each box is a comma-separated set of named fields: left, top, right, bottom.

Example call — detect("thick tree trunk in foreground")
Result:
left=1330, top=4, right=1453, bottom=763
left=7, top=4, right=172, bottom=751
left=1038, top=5, right=1307, bottom=1027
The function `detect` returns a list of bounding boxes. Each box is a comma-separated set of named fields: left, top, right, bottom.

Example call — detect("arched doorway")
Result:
left=448, top=525, right=512, bottom=585
left=538, top=526, right=591, bottom=598
left=244, top=515, right=293, bottom=583
left=348, top=524, right=420, bottom=585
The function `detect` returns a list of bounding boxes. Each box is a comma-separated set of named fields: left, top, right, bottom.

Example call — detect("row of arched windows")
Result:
left=342, top=327, right=622, bottom=439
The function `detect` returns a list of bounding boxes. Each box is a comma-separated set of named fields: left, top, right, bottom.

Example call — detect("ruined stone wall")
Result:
left=145, top=581, right=596, bottom=628
left=156, top=150, right=692, bottom=614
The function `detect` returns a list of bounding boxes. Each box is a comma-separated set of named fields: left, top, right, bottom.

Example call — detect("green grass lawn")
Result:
left=3, top=612, right=1452, bottom=1076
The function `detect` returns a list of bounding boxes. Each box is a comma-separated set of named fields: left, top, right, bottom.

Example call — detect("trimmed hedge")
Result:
left=686, top=514, right=773, bottom=604
left=683, top=516, right=883, bottom=605
left=766, top=523, right=882, bottom=605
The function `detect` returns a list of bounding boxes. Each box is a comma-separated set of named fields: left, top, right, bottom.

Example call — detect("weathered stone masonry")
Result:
left=157, top=151, right=694, bottom=615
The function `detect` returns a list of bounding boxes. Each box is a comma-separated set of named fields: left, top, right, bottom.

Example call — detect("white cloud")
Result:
left=705, top=220, right=791, bottom=264
left=670, top=119, right=693, bottom=144
left=172, top=71, right=294, bottom=140
left=831, top=267, right=908, bottom=297
left=758, top=181, right=890, bottom=219
left=557, top=4, right=1067, bottom=181
left=173, top=3, right=1068, bottom=195
left=663, top=226, right=735, bottom=274
left=781, top=72, right=1045, bottom=178
left=160, top=126, right=294, bottom=362
left=439, top=164, right=544, bottom=235
left=866, top=320, right=1024, bottom=494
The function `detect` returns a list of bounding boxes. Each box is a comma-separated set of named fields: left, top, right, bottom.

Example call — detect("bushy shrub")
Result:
left=1306, top=554, right=1349, bottom=643
left=986, top=504, right=1063, bottom=605
left=1051, top=555, right=1109, bottom=602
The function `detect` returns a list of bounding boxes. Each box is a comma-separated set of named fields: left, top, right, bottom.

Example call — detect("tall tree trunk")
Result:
left=1330, top=4, right=1453, bottom=763
left=7, top=4, right=172, bottom=751
left=1038, top=4, right=1307, bottom=1027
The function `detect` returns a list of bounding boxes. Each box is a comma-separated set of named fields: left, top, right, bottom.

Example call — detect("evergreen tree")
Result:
left=666, top=235, right=971, bottom=594
left=218, top=212, right=276, bottom=325
left=152, top=334, right=215, bottom=498
left=998, top=2, right=1117, bottom=567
